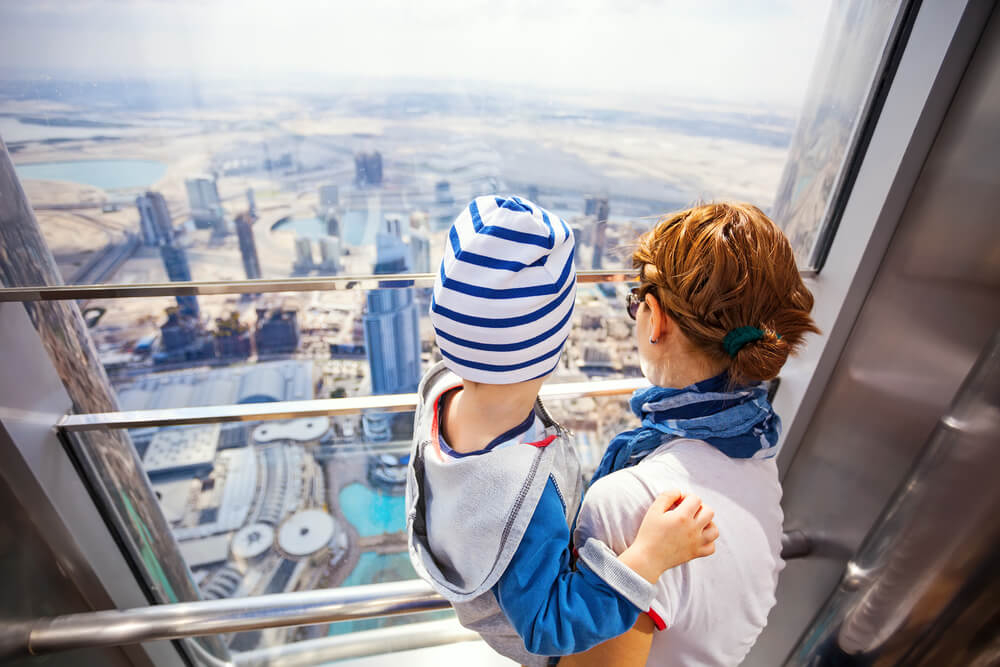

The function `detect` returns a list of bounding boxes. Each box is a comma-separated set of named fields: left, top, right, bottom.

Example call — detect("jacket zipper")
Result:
left=535, top=396, right=570, bottom=437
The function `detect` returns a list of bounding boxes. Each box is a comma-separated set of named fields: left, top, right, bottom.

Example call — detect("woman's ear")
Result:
left=644, top=292, right=670, bottom=343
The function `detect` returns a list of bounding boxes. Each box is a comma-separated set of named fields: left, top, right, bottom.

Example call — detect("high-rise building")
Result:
left=159, top=244, right=199, bottom=318
left=325, top=213, right=340, bottom=238
left=246, top=187, right=257, bottom=219
left=409, top=231, right=431, bottom=274
left=585, top=195, right=610, bottom=269
left=354, top=152, right=383, bottom=187
left=571, top=225, right=586, bottom=267
left=156, top=307, right=215, bottom=364
left=293, top=238, right=314, bottom=274
left=363, top=220, right=421, bottom=397
left=369, top=151, right=383, bottom=186
left=234, top=213, right=262, bottom=280
left=185, top=176, right=226, bottom=232
left=136, top=191, right=173, bottom=246
left=318, top=236, right=341, bottom=274
left=255, top=307, right=300, bottom=355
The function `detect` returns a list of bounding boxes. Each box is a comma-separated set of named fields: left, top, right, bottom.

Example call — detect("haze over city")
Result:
left=1, top=0, right=831, bottom=108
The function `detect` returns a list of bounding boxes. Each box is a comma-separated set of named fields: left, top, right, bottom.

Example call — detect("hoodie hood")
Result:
left=406, top=362, right=572, bottom=601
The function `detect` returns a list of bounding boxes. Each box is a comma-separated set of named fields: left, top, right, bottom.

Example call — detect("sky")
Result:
left=0, top=0, right=833, bottom=110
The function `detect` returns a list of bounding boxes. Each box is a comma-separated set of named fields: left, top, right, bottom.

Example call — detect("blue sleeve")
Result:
left=492, top=478, right=641, bottom=656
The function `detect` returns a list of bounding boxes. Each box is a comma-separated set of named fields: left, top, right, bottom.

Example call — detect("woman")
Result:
left=562, top=202, right=819, bottom=666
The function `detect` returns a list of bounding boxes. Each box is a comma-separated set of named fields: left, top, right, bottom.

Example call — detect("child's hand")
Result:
left=619, top=491, right=719, bottom=584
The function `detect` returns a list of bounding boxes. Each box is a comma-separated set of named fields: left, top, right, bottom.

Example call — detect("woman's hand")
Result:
left=618, top=491, right=719, bottom=584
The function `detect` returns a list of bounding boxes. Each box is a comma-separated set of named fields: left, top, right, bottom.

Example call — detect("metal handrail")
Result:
left=0, top=580, right=447, bottom=660
left=0, top=269, right=635, bottom=302
left=59, top=376, right=650, bottom=430
left=1, top=531, right=812, bottom=659
left=0, top=268, right=818, bottom=304
left=232, top=619, right=480, bottom=667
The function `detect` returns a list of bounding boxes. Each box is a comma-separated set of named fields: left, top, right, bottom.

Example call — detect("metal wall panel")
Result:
left=0, top=302, right=184, bottom=667
left=747, top=4, right=1000, bottom=664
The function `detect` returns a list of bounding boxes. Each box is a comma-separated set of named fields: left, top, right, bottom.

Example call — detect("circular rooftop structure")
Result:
left=231, top=523, right=275, bottom=561
left=252, top=417, right=331, bottom=444
left=277, top=509, right=336, bottom=557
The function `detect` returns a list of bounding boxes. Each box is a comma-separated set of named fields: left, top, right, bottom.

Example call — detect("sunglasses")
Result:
left=626, top=287, right=649, bottom=320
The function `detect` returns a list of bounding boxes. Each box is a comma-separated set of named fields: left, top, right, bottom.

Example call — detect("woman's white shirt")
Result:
left=574, top=439, right=784, bottom=667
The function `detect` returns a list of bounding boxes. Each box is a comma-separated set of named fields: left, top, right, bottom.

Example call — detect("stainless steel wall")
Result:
left=0, top=439, right=136, bottom=667
left=747, top=4, right=1000, bottom=664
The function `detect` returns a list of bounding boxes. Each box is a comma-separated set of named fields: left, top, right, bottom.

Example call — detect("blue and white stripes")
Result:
left=431, top=195, right=576, bottom=384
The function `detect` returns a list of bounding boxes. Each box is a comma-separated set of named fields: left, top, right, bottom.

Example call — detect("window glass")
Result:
left=1, top=0, right=836, bottom=290
left=771, top=0, right=907, bottom=267
left=0, top=1, right=907, bottom=659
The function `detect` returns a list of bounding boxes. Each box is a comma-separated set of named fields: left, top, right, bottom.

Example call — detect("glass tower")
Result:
left=363, top=218, right=421, bottom=397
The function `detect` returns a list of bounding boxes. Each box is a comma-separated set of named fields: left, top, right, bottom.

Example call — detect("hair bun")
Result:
left=730, top=328, right=788, bottom=383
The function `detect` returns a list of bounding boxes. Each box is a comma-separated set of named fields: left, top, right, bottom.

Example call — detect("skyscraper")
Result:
left=354, top=152, right=383, bottom=187
left=409, top=230, right=431, bottom=274
left=185, top=176, right=226, bottom=233
left=585, top=195, right=610, bottom=269
left=254, top=306, right=300, bottom=355
left=363, top=219, right=421, bottom=397
left=293, top=238, right=315, bottom=274
left=136, top=191, right=173, bottom=246
left=234, top=213, right=262, bottom=280
left=159, top=244, right=199, bottom=318
left=325, top=213, right=340, bottom=238
left=246, top=187, right=257, bottom=219
left=318, top=236, right=342, bottom=274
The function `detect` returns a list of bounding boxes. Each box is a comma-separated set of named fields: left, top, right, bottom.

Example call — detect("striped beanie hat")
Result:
left=431, top=195, right=576, bottom=384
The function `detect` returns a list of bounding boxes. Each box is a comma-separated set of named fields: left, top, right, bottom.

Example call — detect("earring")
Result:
left=649, top=337, right=657, bottom=344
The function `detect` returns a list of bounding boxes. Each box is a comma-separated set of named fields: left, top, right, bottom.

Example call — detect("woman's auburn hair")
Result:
left=632, top=202, right=820, bottom=385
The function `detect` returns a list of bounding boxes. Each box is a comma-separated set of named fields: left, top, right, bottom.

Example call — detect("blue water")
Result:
left=328, top=492, right=451, bottom=637
left=272, top=210, right=372, bottom=246
left=15, top=159, right=167, bottom=191
left=328, top=551, right=451, bottom=637
left=341, top=551, right=415, bottom=588
left=272, top=217, right=327, bottom=238
left=338, top=483, right=406, bottom=537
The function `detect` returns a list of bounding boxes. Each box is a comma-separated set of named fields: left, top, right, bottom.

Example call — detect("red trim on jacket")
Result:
left=526, top=434, right=557, bottom=448
left=646, top=608, right=667, bottom=631
left=430, top=384, right=463, bottom=460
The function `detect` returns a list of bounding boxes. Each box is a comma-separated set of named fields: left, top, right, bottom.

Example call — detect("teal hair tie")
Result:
left=723, top=326, right=765, bottom=357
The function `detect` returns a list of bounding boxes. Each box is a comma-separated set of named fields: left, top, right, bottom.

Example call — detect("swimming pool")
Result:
left=337, top=482, right=406, bottom=537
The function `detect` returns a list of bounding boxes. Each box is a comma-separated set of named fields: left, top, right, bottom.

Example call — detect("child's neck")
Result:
left=442, top=379, right=543, bottom=454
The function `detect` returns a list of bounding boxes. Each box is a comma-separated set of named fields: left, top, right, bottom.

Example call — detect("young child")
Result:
left=406, top=195, right=718, bottom=666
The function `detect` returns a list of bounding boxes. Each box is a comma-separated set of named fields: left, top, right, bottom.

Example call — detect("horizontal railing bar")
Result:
left=0, top=269, right=636, bottom=302
left=0, top=580, right=447, bottom=659
left=58, top=377, right=651, bottom=431
left=0, top=529, right=812, bottom=659
left=231, top=618, right=479, bottom=667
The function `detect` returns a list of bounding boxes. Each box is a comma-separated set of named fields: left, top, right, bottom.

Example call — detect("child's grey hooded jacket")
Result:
left=406, top=362, right=657, bottom=666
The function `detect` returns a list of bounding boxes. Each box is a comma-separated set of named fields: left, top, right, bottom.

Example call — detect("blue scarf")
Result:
left=590, top=373, right=781, bottom=484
